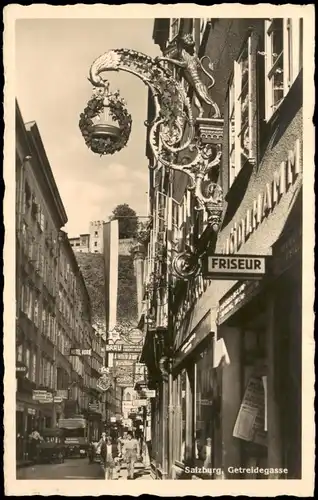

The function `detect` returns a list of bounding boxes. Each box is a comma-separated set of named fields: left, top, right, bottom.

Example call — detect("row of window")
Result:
left=20, top=283, right=99, bottom=363
left=229, top=18, right=303, bottom=187
left=58, top=287, right=75, bottom=327
left=144, top=188, right=212, bottom=299
left=41, top=308, right=57, bottom=343
left=17, top=344, right=55, bottom=389
left=70, top=355, right=84, bottom=377
left=21, top=223, right=57, bottom=291
left=22, top=183, right=47, bottom=233
left=169, top=18, right=207, bottom=47
left=56, top=327, right=72, bottom=357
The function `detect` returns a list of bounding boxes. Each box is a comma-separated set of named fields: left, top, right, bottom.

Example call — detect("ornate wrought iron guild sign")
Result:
left=80, top=33, right=225, bottom=279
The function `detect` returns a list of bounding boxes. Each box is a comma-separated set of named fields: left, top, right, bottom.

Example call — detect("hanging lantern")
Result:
left=79, top=85, right=132, bottom=157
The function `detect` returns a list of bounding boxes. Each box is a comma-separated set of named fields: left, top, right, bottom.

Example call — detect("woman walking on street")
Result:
left=122, top=432, right=139, bottom=480
left=100, top=436, right=120, bottom=480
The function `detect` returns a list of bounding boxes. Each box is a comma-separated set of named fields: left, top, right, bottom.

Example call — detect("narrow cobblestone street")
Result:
left=17, top=459, right=152, bottom=480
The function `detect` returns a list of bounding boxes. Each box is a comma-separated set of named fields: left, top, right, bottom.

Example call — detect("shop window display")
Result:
left=239, top=322, right=268, bottom=478
left=194, top=344, right=216, bottom=474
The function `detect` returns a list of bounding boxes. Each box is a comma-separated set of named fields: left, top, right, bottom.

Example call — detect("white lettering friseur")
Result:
left=208, top=256, right=265, bottom=274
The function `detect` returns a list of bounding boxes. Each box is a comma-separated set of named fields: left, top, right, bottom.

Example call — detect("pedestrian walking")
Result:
left=122, top=431, right=139, bottom=479
left=100, top=436, right=120, bottom=480
left=28, top=428, right=43, bottom=463
left=97, top=431, right=107, bottom=448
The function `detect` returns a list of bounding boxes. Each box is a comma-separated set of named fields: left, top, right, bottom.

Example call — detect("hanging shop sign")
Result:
left=105, top=344, right=123, bottom=353
left=142, top=390, right=156, bottom=398
left=133, top=399, right=148, bottom=407
left=122, top=401, right=134, bottom=412
left=116, top=375, right=134, bottom=387
left=202, top=254, right=269, bottom=280
left=88, top=402, right=102, bottom=414
left=105, top=343, right=142, bottom=353
left=96, top=374, right=112, bottom=392
left=221, top=139, right=301, bottom=255
left=53, top=396, right=63, bottom=403
left=32, top=390, right=49, bottom=401
left=69, top=348, right=92, bottom=356
left=56, top=390, right=68, bottom=400
left=115, top=353, right=139, bottom=361
left=114, top=359, right=136, bottom=367
left=233, top=376, right=267, bottom=447
left=16, top=362, right=28, bottom=378
left=32, top=390, right=62, bottom=404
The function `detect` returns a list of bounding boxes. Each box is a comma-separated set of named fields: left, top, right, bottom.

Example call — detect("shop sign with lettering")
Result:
left=69, top=348, right=92, bottom=356
left=114, top=359, right=135, bottom=367
left=105, top=344, right=123, bottom=353
left=56, top=390, right=68, bottom=400
left=105, top=344, right=142, bottom=354
left=221, top=139, right=301, bottom=255
left=115, top=353, right=139, bottom=361
left=32, top=390, right=49, bottom=401
left=116, top=375, right=134, bottom=387
left=142, top=390, right=156, bottom=398
left=202, top=254, right=269, bottom=280
left=217, top=280, right=262, bottom=325
left=16, top=362, right=28, bottom=378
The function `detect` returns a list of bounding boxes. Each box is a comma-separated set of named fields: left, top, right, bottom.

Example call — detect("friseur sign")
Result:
left=202, top=254, right=269, bottom=280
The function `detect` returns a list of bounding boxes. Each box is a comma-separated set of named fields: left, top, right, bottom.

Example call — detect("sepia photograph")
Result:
left=3, top=4, right=315, bottom=497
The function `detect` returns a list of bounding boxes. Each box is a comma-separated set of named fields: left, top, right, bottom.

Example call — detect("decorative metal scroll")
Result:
left=85, top=39, right=224, bottom=231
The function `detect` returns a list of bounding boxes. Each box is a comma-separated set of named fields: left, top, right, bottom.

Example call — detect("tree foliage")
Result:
left=111, top=203, right=138, bottom=239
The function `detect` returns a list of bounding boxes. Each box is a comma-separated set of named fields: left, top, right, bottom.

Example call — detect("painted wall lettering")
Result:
left=222, top=139, right=301, bottom=255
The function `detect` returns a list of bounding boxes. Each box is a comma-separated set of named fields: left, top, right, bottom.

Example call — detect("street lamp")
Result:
left=79, top=33, right=224, bottom=280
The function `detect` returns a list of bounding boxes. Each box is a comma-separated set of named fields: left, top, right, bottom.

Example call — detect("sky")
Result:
left=15, top=18, right=161, bottom=237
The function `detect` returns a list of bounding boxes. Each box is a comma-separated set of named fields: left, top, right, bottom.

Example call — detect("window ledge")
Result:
left=265, top=71, right=302, bottom=128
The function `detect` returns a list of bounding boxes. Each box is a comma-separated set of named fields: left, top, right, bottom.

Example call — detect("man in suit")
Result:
left=100, top=436, right=120, bottom=480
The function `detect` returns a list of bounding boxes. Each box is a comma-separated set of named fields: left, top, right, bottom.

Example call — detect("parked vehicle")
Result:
left=58, top=415, right=89, bottom=458
left=37, top=428, right=65, bottom=464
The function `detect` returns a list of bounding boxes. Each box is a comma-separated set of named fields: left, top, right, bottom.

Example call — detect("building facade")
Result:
left=16, top=102, right=105, bottom=461
left=140, top=18, right=303, bottom=480
left=69, top=224, right=136, bottom=256
left=69, top=220, right=105, bottom=254
left=68, top=233, right=90, bottom=253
